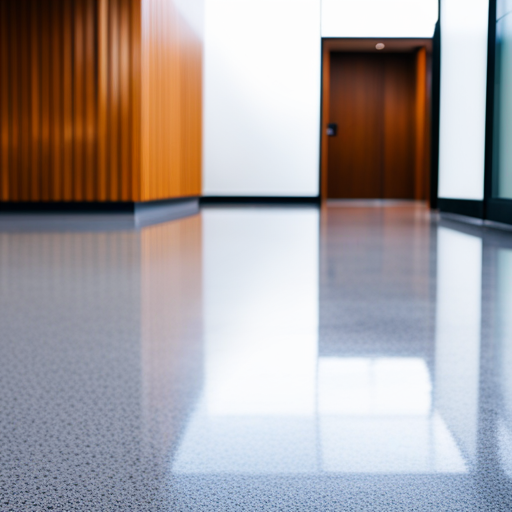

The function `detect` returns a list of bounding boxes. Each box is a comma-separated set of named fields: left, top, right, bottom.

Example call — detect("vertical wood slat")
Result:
left=131, top=0, right=141, bottom=202
left=30, top=0, right=41, bottom=200
left=19, top=0, right=31, bottom=201
left=73, top=0, right=84, bottom=201
left=9, top=1, right=19, bottom=201
left=98, top=0, right=109, bottom=201
left=62, top=0, right=74, bottom=201
left=140, top=0, right=150, bottom=201
left=108, top=0, right=120, bottom=200
left=0, top=0, right=202, bottom=204
left=119, top=0, right=131, bottom=201
left=41, top=0, right=52, bottom=200
left=84, top=0, right=96, bottom=201
left=0, top=0, right=9, bottom=200
left=51, top=0, right=63, bottom=200
left=170, top=0, right=180, bottom=199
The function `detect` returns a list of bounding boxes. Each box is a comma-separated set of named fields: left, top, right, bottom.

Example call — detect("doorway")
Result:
left=321, top=39, right=432, bottom=201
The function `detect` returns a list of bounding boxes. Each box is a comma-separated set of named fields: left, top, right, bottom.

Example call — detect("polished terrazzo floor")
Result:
left=1, top=203, right=512, bottom=511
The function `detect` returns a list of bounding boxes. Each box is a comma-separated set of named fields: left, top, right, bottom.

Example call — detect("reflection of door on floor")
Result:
left=327, top=52, right=420, bottom=200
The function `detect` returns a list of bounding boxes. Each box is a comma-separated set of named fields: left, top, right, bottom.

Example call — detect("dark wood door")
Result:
left=327, top=52, right=416, bottom=199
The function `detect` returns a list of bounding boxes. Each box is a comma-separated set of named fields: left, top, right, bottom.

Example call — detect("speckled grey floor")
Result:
left=1, top=204, right=512, bottom=511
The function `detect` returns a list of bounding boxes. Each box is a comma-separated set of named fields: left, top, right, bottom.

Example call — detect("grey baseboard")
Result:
left=0, top=197, right=200, bottom=231
left=134, top=198, right=199, bottom=227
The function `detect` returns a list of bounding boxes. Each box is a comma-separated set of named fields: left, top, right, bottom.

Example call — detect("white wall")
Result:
left=321, top=0, right=438, bottom=38
left=202, top=0, right=440, bottom=197
left=202, top=0, right=321, bottom=197
left=438, top=0, right=490, bottom=200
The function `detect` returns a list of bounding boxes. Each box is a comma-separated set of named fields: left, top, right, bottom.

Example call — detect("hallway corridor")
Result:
left=1, top=204, right=512, bottom=511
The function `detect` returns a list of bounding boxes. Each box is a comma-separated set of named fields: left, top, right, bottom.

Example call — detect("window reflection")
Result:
left=318, top=357, right=464, bottom=473
left=173, top=207, right=319, bottom=473
left=202, top=208, right=319, bottom=417
left=173, top=356, right=465, bottom=474
left=497, top=249, right=512, bottom=477
left=318, top=357, right=431, bottom=416
left=171, top=214, right=469, bottom=476
left=435, top=227, right=482, bottom=463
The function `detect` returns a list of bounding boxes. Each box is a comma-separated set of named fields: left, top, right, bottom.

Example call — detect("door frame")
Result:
left=320, top=38, right=433, bottom=203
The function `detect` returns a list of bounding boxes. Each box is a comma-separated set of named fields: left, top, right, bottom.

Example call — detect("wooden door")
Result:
left=327, top=52, right=416, bottom=199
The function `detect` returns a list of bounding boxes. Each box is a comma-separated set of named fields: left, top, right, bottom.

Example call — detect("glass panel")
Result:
left=493, top=12, right=512, bottom=199
left=497, top=0, right=512, bottom=20
left=439, top=0, right=489, bottom=200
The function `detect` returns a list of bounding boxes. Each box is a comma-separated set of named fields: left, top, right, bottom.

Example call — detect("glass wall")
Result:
left=438, top=0, right=489, bottom=201
left=493, top=1, right=512, bottom=199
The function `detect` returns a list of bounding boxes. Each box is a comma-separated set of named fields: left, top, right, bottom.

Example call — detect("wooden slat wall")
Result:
left=140, top=0, right=203, bottom=201
left=0, top=0, right=203, bottom=203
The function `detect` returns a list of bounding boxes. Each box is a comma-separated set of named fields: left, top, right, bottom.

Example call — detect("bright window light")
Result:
left=172, top=356, right=466, bottom=474
left=438, top=0, right=489, bottom=200
left=435, top=228, right=482, bottom=462
left=321, top=0, right=439, bottom=38
left=318, top=357, right=432, bottom=416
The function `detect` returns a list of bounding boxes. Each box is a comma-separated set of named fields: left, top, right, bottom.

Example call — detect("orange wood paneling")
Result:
left=140, top=0, right=203, bottom=201
left=84, top=0, right=96, bottom=201
left=73, top=0, right=85, bottom=201
left=19, top=0, right=31, bottom=201
left=9, top=1, right=20, bottom=201
left=0, top=0, right=203, bottom=203
left=130, top=0, right=141, bottom=202
left=119, top=0, right=131, bottom=202
left=0, top=1, right=9, bottom=200
left=62, top=0, right=74, bottom=201
left=51, top=0, right=63, bottom=201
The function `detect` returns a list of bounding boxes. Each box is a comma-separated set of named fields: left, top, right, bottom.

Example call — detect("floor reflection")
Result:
left=435, top=227, right=482, bottom=464
left=173, top=207, right=319, bottom=474
left=496, top=247, right=512, bottom=480
left=2, top=205, right=512, bottom=510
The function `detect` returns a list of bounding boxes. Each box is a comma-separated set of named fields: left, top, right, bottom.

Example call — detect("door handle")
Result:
left=327, top=123, right=337, bottom=136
